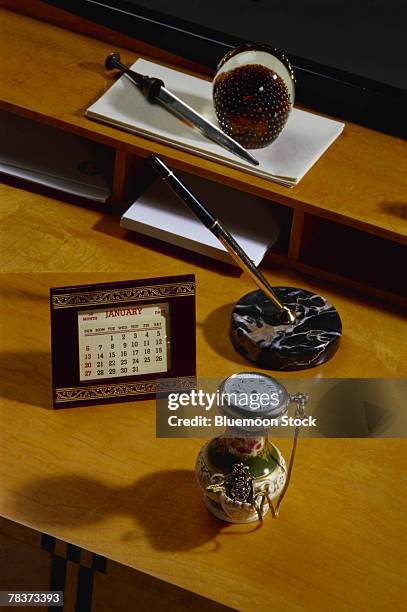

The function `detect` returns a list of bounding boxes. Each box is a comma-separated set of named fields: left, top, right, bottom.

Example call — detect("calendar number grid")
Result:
left=78, top=304, right=170, bottom=382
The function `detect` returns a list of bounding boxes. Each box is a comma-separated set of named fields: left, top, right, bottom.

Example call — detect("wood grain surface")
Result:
left=0, top=271, right=406, bottom=610
left=1, top=227, right=406, bottom=610
left=1, top=8, right=406, bottom=244
left=1, top=181, right=406, bottom=378
left=0, top=6, right=406, bottom=611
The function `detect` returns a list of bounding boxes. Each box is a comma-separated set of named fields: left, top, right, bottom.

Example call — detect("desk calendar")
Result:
left=50, top=275, right=196, bottom=408
left=78, top=303, right=170, bottom=381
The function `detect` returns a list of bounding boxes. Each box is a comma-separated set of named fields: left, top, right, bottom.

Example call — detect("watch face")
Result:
left=219, top=372, right=289, bottom=419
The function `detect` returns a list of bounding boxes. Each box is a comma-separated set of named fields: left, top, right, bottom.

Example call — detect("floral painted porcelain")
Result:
left=195, top=373, right=308, bottom=523
left=196, top=434, right=286, bottom=523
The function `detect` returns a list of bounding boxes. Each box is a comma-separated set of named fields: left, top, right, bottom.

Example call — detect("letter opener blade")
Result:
left=105, top=52, right=260, bottom=167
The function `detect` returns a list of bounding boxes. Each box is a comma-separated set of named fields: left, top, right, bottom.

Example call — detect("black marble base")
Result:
left=230, top=287, right=342, bottom=370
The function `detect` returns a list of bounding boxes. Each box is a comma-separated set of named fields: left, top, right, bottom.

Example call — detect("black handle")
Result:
left=149, top=155, right=217, bottom=230
left=105, top=51, right=164, bottom=102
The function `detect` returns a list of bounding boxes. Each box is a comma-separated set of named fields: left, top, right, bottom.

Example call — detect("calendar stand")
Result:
left=50, top=275, right=196, bottom=407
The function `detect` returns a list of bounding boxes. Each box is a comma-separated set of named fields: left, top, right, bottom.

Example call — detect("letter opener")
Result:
left=105, top=52, right=259, bottom=166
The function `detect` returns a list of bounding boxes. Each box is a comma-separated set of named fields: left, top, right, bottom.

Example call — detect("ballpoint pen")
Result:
left=149, top=154, right=295, bottom=324
left=105, top=52, right=259, bottom=167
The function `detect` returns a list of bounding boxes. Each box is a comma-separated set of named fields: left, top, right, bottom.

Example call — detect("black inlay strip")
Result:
left=41, top=533, right=56, bottom=554
left=67, top=543, right=82, bottom=563
left=75, top=565, right=94, bottom=612
left=48, top=555, right=67, bottom=612
left=92, top=553, right=107, bottom=573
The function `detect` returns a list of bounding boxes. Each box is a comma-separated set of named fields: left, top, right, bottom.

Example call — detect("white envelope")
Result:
left=121, top=170, right=283, bottom=265
left=87, top=58, right=344, bottom=186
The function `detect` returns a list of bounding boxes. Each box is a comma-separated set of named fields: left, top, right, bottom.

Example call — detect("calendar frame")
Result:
left=50, top=275, right=196, bottom=408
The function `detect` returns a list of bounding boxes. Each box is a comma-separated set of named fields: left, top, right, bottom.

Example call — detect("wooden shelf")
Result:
left=0, top=9, right=405, bottom=234
left=1, top=7, right=406, bottom=305
left=264, top=213, right=407, bottom=305
left=301, top=215, right=406, bottom=295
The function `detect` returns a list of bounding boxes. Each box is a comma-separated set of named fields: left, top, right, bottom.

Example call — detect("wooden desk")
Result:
left=0, top=5, right=406, bottom=610
left=1, top=182, right=406, bottom=611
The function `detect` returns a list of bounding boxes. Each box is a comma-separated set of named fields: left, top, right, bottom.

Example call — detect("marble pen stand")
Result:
left=149, top=156, right=342, bottom=371
left=230, top=287, right=342, bottom=370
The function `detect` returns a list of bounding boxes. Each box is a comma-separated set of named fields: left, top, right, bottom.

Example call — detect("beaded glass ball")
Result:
left=213, top=44, right=295, bottom=149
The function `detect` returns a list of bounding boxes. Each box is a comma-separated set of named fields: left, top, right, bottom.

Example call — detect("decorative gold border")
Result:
left=54, top=376, right=197, bottom=403
left=52, top=282, right=195, bottom=309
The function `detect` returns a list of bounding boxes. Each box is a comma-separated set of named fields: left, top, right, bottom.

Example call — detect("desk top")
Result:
left=1, top=8, right=407, bottom=245
left=1, top=181, right=406, bottom=610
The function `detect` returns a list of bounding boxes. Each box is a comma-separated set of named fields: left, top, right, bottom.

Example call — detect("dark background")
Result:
left=45, top=0, right=407, bottom=136
left=126, top=0, right=407, bottom=90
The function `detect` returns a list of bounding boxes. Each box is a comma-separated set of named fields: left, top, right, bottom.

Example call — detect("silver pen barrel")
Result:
left=214, top=223, right=296, bottom=323
left=150, top=153, right=296, bottom=324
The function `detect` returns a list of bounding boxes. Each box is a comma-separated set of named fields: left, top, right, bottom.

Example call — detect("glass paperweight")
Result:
left=213, top=44, right=295, bottom=149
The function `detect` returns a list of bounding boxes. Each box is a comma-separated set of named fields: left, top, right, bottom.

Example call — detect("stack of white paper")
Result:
left=121, top=170, right=283, bottom=265
left=0, top=110, right=113, bottom=202
left=86, top=59, right=344, bottom=187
